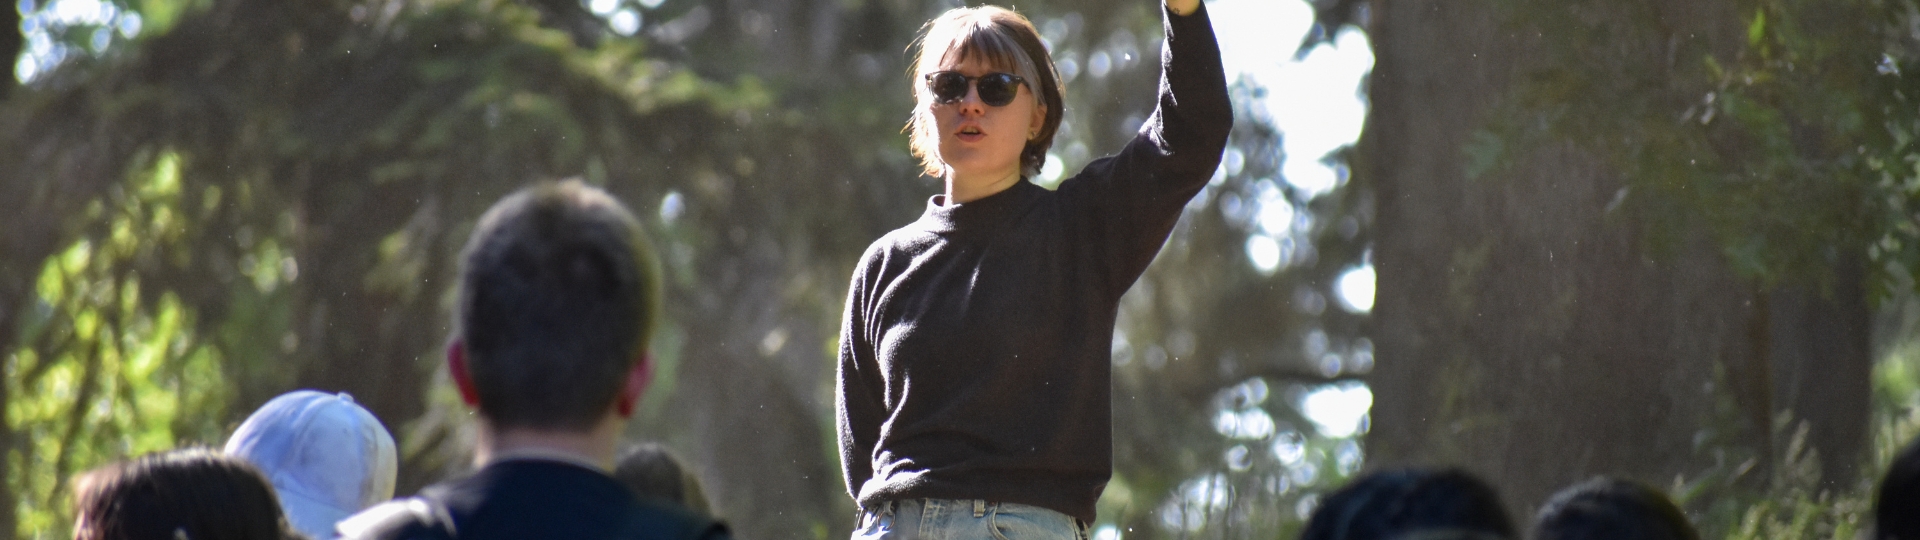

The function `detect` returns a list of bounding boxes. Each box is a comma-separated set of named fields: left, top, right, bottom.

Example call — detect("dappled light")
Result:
left=15, top=0, right=141, bottom=82
left=1208, top=0, right=1371, bottom=200
left=1334, top=263, right=1373, bottom=314
left=1299, top=382, right=1371, bottom=439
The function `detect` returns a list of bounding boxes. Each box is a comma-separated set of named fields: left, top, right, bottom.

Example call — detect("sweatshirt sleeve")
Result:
left=835, top=248, right=885, bottom=502
left=1055, top=1, right=1232, bottom=298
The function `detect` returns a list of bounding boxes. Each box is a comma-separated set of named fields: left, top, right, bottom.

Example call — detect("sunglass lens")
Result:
left=978, top=74, right=1018, bottom=106
left=930, top=73, right=969, bottom=103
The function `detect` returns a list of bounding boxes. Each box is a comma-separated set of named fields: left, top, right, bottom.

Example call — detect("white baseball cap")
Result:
left=224, top=390, right=398, bottom=539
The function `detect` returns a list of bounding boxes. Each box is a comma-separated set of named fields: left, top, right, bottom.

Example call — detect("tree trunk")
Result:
left=1361, top=0, right=1871, bottom=515
left=3, top=3, right=19, bottom=100
left=1767, top=256, right=1872, bottom=488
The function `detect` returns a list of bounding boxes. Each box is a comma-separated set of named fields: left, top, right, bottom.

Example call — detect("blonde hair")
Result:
left=905, top=6, right=1065, bottom=178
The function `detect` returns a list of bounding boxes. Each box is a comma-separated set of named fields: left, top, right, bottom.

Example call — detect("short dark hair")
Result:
left=73, top=448, right=295, bottom=540
left=455, top=180, right=662, bottom=431
left=1879, top=434, right=1920, bottom=540
left=1532, top=477, right=1697, bottom=540
left=613, top=442, right=712, bottom=514
left=1301, top=468, right=1516, bottom=540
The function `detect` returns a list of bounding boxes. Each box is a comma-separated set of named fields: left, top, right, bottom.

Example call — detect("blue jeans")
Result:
left=853, top=499, right=1087, bottom=540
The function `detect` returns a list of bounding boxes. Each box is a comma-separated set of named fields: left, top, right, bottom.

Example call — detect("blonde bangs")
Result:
left=921, top=19, right=1041, bottom=89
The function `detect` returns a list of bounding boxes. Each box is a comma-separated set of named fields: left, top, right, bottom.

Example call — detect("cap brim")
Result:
left=277, top=487, right=357, bottom=539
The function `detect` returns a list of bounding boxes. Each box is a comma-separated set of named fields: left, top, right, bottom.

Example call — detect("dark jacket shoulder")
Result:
left=338, top=461, right=730, bottom=540
left=629, top=498, right=732, bottom=540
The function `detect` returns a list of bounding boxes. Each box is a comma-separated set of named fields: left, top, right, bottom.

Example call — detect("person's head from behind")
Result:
left=613, top=442, right=712, bottom=514
left=1531, top=477, right=1696, bottom=540
left=224, top=390, right=398, bottom=539
left=73, top=448, right=295, bottom=540
left=1879, top=433, right=1920, bottom=539
left=449, top=180, right=662, bottom=436
left=906, top=5, right=1064, bottom=184
left=1300, top=468, right=1515, bottom=540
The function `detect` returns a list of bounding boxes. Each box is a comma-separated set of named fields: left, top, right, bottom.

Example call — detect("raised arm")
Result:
left=1057, top=0, right=1232, bottom=297
left=1144, top=0, right=1233, bottom=183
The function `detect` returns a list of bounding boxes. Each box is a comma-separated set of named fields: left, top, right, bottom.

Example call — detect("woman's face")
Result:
left=925, top=54, right=1046, bottom=184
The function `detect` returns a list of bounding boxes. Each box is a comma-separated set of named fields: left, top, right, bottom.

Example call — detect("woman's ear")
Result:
left=1029, top=102, right=1048, bottom=141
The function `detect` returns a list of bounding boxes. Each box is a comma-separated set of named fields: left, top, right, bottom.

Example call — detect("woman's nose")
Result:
left=956, top=85, right=987, bottom=115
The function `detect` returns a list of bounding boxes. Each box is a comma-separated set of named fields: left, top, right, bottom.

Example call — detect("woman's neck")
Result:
left=945, top=168, right=1023, bottom=204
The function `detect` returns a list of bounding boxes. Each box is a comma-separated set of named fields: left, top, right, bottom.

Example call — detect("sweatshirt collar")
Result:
left=915, top=179, right=1041, bottom=235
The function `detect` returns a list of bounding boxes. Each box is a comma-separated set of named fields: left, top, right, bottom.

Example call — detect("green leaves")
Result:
left=7, top=154, right=233, bottom=536
left=1453, top=3, right=1916, bottom=534
left=6, top=0, right=897, bottom=535
left=1479, top=0, right=1902, bottom=297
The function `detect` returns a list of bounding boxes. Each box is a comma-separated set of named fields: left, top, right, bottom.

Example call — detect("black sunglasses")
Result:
left=924, top=71, right=1029, bottom=107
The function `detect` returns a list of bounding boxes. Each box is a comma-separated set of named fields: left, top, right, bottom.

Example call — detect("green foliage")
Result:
left=1712, top=478, right=1870, bottom=540
left=1676, top=310, right=1920, bottom=539
left=11, top=0, right=909, bottom=534
left=1472, top=0, right=1911, bottom=298
left=5, top=151, right=233, bottom=539
left=4, top=0, right=767, bottom=534
left=126, top=0, right=206, bottom=38
left=1372, top=0, right=1920, bottom=534
left=1681, top=420, right=1869, bottom=540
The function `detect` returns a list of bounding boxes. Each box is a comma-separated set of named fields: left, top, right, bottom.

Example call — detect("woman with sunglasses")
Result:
left=836, top=0, right=1228, bottom=537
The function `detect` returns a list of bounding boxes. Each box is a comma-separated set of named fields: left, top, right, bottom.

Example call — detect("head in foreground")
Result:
left=1300, top=468, right=1515, bottom=540
left=74, top=448, right=296, bottom=540
left=1880, top=433, right=1920, bottom=540
left=224, top=390, right=398, bottom=539
left=1532, top=477, right=1697, bottom=540
left=449, top=180, right=662, bottom=453
left=614, top=442, right=713, bottom=514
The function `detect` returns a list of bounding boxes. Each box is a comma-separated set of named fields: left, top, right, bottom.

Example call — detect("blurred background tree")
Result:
left=1365, top=0, right=1920, bottom=537
left=6, top=0, right=1920, bottom=539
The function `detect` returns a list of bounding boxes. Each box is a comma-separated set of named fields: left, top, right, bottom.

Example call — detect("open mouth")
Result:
left=956, top=125, right=985, bottom=142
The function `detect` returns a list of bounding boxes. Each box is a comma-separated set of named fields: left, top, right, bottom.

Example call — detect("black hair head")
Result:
left=614, top=442, right=712, bottom=514
left=1532, top=477, right=1697, bottom=540
left=455, top=180, right=661, bottom=431
left=1879, top=434, right=1920, bottom=540
left=1300, top=468, right=1515, bottom=540
left=73, top=448, right=296, bottom=540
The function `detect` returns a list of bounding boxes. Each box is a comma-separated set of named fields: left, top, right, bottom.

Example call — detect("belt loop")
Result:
left=973, top=500, right=986, bottom=518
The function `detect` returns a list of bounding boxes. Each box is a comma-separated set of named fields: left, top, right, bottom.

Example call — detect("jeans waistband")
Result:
left=856, top=499, right=1090, bottom=535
